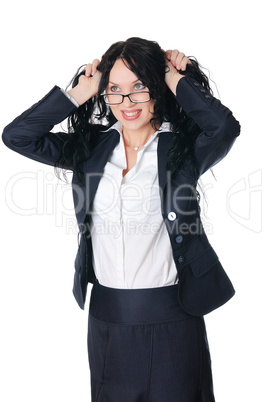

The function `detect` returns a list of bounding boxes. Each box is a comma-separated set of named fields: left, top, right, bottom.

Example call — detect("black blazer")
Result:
left=2, top=76, right=241, bottom=316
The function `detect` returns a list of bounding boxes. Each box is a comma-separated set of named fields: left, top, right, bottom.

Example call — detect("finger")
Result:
left=165, top=58, right=176, bottom=75
left=166, top=49, right=191, bottom=71
left=165, top=49, right=172, bottom=61
left=176, top=52, right=186, bottom=70
left=165, top=58, right=172, bottom=70
left=169, top=49, right=180, bottom=67
left=84, top=63, right=93, bottom=77
left=92, top=69, right=102, bottom=86
left=165, top=49, right=179, bottom=66
left=91, top=59, right=100, bottom=75
left=180, top=56, right=192, bottom=71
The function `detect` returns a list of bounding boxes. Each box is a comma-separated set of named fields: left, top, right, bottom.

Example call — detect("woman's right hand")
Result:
left=67, top=59, right=102, bottom=106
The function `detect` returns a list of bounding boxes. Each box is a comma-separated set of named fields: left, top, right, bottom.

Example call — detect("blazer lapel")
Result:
left=157, top=131, right=174, bottom=191
left=81, top=129, right=120, bottom=224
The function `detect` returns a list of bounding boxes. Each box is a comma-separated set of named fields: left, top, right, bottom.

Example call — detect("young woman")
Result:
left=2, top=37, right=240, bottom=401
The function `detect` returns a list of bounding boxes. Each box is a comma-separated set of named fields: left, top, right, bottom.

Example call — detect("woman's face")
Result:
left=106, top=59, right=156, bottom=135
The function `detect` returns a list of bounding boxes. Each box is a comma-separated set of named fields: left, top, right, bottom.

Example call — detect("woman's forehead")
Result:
left=108, top=59, right=139, bottom=85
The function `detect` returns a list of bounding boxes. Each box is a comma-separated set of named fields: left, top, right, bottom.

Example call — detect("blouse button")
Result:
left=168, top=212, right=177, bottom=221
left=175, top=235, right=183, bottom=244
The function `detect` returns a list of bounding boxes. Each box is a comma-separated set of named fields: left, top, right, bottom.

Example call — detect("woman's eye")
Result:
left=134, top=83, right=145, bottom=91
left=110, top=85, right=120, bottom=92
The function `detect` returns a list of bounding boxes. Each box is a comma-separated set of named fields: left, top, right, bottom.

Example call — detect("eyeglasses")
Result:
left=101, top=91, right=151, bottom=105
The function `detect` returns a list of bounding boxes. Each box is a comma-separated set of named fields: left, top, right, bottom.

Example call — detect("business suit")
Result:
left=2, top=75, right=240, bottom=316
left=3, top=75, right=240, bottom=401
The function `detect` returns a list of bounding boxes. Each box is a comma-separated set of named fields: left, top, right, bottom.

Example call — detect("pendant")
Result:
left=133, top=146, right=139, bottom=151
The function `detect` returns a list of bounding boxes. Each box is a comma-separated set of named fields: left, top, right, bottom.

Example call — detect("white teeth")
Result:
left=123, top=111, right=140, bottom=117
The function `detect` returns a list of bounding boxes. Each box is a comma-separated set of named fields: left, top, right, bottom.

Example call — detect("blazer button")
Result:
left=178, top=256, right=184, bottom=264
left=175, top=235, right=183, bottom=244
left=168, top=212, right=177, bottom=221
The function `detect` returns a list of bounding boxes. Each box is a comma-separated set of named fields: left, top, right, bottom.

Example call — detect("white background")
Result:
left=0, top=0, right=266, bottom=401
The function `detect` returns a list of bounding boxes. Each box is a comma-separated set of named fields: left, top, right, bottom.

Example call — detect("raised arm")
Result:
left=2, top=61, right=102, bottom=168
left=2, top=87, right=77, bottom=167
left=165, top=49, right=240, bottom=176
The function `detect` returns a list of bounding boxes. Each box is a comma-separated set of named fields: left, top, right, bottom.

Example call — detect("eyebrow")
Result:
left=108, top=79, right=142, bottom=85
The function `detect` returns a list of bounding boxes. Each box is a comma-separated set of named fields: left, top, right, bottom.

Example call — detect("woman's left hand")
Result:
left=165, top=49, right=191, bottom=94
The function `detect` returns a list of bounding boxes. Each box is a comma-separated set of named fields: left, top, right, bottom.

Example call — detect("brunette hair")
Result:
left=56, top=37, right=212, bottom=181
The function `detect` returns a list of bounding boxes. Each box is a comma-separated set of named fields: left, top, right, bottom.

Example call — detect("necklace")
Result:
left=123, top=136, right=146, bottom=152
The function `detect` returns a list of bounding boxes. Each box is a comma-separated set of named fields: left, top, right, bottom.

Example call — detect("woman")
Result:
left=2, top=37, right=240, bottom=401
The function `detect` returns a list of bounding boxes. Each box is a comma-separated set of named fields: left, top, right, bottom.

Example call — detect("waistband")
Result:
left=89, top=281, right=192, bottom=325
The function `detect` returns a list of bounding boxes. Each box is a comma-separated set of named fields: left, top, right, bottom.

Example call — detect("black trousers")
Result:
left=88, top=281, right=215, bottom=402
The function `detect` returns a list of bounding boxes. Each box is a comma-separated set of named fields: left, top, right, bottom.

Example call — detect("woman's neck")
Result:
left=122, top=125, right=159, bottom=149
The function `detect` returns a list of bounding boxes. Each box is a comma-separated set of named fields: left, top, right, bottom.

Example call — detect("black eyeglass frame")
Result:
left=101, top=91, right=151, bottom=105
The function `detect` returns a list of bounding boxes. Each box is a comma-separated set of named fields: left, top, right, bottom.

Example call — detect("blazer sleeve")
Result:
left=2, top=86, right=77, bottom=167
left=175, top=76, right=241, bottom=177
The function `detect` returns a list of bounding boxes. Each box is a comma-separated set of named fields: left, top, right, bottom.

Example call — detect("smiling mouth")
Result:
left=121, top=109, right=142, bottom=120
left=122, top=110, right=141, bottom=116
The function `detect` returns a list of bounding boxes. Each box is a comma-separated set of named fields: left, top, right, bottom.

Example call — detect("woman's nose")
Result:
left=122, top=94, right=134, bottom=107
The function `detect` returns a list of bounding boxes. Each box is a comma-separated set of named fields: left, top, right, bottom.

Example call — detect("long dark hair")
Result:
left=55, top=37, right=212, bottom=182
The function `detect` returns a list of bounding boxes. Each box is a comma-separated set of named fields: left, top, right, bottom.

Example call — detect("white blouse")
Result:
left=90, top=121, right=178, bottom=289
